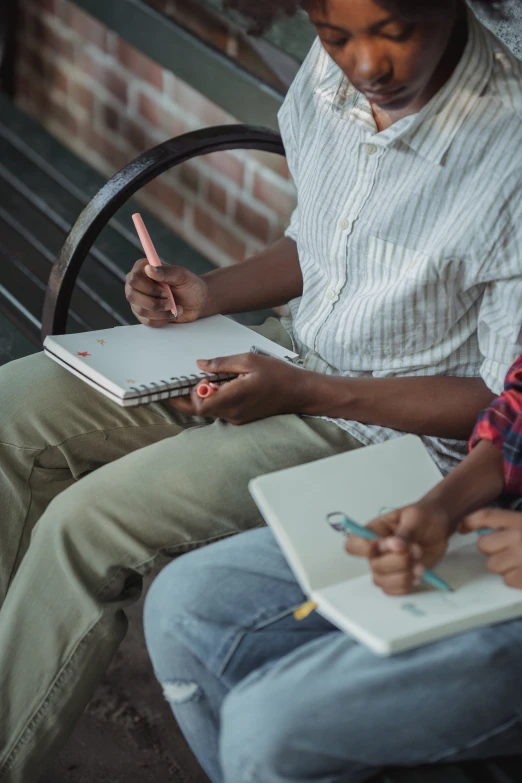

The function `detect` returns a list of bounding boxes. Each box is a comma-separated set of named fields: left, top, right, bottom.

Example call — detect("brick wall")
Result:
left=15, top=0, right=297, bottom=268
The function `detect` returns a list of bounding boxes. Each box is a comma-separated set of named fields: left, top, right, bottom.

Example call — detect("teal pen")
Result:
left=327, top=512, right=454, bottom=593
left=476, top=528, right=495, bottom=535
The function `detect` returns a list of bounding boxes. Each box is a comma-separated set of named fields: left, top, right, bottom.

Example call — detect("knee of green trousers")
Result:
left=0, top=352, right=178, bottom=603
left=0, top=352, right=174, bottom=450
left=26, top=430, right=250, bottom=603
left=0, top=353, right=91, bottom=449
left=29, top=478, right=166, bottom=604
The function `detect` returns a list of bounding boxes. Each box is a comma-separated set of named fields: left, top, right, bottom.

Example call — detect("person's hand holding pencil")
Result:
left=126, top=212, right=210, bottom=327
left=345, top=502, right=453, bottom=595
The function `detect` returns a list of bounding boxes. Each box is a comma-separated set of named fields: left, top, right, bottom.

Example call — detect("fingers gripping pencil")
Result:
left=132, top=213, right=178, bottom=317
left=196, top=381, right=220, bottom=399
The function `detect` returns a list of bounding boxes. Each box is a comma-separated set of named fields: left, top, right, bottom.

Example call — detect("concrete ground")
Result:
left=42, top=573, right=209, bottom=783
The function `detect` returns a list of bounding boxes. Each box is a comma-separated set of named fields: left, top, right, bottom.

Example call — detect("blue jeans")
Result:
left=144, top=528, right=522, bottom=783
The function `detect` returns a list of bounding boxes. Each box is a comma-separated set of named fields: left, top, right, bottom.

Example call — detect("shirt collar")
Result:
left=315, top=9, right=494, bottom=165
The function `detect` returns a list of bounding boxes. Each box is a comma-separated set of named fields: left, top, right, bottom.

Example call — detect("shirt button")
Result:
left=366, top=143, right=377, bottom=155
left=339, top=218, right=350, bottom=230
left=326, top=289, right=337, bottom=301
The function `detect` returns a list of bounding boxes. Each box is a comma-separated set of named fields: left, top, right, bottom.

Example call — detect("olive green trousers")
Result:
left=0, top=318, right=362, bottom=782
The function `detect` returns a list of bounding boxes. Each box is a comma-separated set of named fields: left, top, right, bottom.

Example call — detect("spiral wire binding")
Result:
left=126, top=370, right=238, bottom=403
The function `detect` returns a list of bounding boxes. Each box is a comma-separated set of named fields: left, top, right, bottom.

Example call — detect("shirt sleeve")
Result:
left=277, top=38, right=327, bottom=247
left=476, top=174, right=522, bottom=395
left=470, top=355, right=522, bottom=493
left=471, top=170, right=522, bottom=492
left=284, top=207, right=300, bottom=244
left=477, top=276, right=522, bottom=394
left=277, top=52, right=302, bottom=245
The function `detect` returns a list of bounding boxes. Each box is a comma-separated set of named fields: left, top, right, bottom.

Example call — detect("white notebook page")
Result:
left=44, top=315, right=298, bottom=401
left=316, top=538, right=522, bottom=654
left=249, top=436, right=443, bottom=594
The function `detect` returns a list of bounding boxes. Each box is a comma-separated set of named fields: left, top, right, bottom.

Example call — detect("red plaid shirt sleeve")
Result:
left=469, top=355, right=522, bottom=494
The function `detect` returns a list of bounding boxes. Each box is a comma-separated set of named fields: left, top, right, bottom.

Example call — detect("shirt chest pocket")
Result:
left=352, top=236, right=446, bottom=360
left=366, top=235, right=436, bottom=284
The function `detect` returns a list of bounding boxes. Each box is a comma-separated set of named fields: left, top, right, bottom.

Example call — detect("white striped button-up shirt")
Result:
left=279, top=9, right=522, bottom=473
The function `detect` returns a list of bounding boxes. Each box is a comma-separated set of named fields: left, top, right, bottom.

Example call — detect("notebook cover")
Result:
left=249, top=436, right=522, bottom=655
left=43, top=315, right=298, bottom=406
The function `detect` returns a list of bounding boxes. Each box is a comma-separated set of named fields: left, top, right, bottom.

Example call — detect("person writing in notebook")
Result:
left=142, top=362, right=522, bottom=783
left=346, top=355, right=522, bottom=593
left=0, top=0, right=520, bottom=779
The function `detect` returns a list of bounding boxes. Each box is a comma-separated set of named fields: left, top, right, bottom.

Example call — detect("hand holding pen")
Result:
left=126, top=214, right=210, bottom=327
left=195, top=345, right=296, bottom=399
left=343, top=501, right=454, bottom=595
left=461, top=509, right=522, bottom=591
left=293, top=504, right=453, bottom=622
left=169, top=346, right=305, bottom=423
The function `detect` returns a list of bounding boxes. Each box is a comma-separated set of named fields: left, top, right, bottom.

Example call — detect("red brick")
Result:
left=33, top=16, right=74, bottom=60
left=253, top=173, right=296, bottom=218
left=250, top=150, right=290, bottom=180
left=105, top=70, right=128, bottom=105
left=179, top=162, right=200, bottom=193
left=145, top=178, right=184, bottom=219
left=143, top=130, right=163, bottom=153
left=84, top=126, right=130, bottom=172
left=121, top=119, right=147, bottom=152
left=172, top=79, right=233, bottom=127
left=76, top=52, right=128, bottom=104
left=41, top=92, right=79, bottom=135
left=203, top=151, right=244, bottom=187
left=52, top=62, right=69, bottom=94
left=162, top=163, right=200, bottom=196
left=207, top=179, right=228, bottom=214
left=23, top=49, right=69, bottom=96
left=194, top=206, right=246, bottom=262
left=234, top=201, right=271, bottom=242
left=65, top=4, right=109, bottom=50
left=70, top=80, right=94, bottom=112
left=137, top=91, right=182, bottom=137
left=100, top=102, right=120, bottom=133
left=76, top=49, right=106, bottom=83
left=116, top=39, right=163, bottom=90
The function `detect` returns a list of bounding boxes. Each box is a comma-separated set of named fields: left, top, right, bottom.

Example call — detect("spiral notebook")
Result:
left=43, top=315, right=298, bottom=407
left=249, top=436, right=522, bottom=656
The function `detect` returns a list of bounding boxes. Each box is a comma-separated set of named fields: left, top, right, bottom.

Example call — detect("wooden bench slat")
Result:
left=0, top=310, right=39, bottom=366
left=0, top=246, right=86, bottom=334
left=0, top=213, right=125, bottom=331
left=0, top=98, right=277, bottom=334
left=0, top=96, right=217, bottom=279
left=0, top=177, right=132, bottom=326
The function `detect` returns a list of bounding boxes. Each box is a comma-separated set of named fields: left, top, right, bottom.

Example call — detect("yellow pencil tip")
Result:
left=294, top=601, right=318, bottom=621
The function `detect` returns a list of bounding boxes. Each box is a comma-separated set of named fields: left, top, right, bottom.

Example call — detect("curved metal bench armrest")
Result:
left=42, top=124, right=285, bottom=338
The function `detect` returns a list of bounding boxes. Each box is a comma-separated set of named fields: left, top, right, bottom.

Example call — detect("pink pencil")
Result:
left=132, top=213, right=178, bottom=317
left=196, top=381, right=219, bottom=399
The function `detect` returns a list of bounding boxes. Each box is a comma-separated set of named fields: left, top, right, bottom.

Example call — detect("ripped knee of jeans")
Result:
left=162, top=680, right=199, bottom=705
